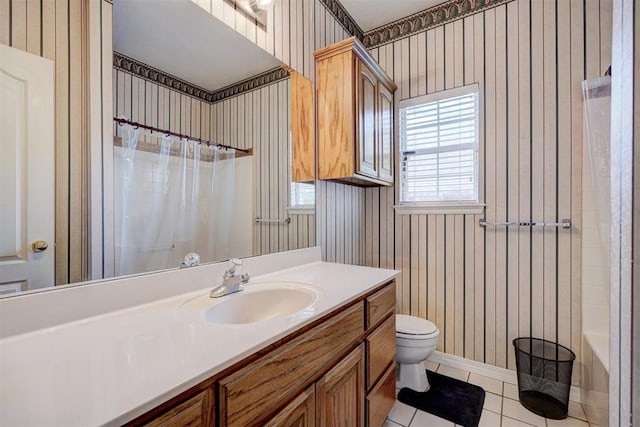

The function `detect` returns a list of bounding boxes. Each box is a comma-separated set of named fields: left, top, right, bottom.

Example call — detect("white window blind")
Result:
left=290, top=182, right=315, bottom=207
left=399, top=85, right=479, bottom=204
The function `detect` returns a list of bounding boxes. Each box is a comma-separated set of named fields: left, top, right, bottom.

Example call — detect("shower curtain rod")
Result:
left=113, top=117, right=251, bottom=154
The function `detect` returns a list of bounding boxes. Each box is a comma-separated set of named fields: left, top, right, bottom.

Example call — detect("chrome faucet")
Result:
left=180, top=252, right=200, bottom=269
left=209, top=258, right=250, bottom=298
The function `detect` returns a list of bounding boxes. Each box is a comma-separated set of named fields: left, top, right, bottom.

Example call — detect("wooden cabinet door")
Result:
left=264, top=385, right=315, bottom=427
left=290, top=70, right=316, bottom=183
left=143, top=388, right=215, bottom=427
left=316, top=344, right=364, bottom=427
left=377, top=84, right=394, bottom=183
left=366, top=364, right=396, bottom=427
left=356, top=62, right=377, bottom=179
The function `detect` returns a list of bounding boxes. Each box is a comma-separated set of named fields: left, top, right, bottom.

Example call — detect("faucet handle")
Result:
left=224, top=258, right=242, bottom=278
left=180, top=252, right=200, bottom=268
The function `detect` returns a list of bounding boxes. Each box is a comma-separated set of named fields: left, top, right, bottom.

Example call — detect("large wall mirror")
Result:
left=0, top=0, right=316, bottom=297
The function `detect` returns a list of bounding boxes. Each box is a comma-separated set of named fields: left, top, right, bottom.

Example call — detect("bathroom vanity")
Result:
left=0, top=248, right=398, bottom=427
left=130, top=280, right=396, bottom=427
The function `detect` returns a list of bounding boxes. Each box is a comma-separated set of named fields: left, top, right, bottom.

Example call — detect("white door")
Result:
left=0, top=44, right=55, bottom=294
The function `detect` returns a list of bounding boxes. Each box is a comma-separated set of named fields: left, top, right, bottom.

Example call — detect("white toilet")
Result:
left=395, top=314, right=440, bottom=392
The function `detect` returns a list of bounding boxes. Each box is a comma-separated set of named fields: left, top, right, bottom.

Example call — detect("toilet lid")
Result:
left=396, top=314, right=438, bottom=336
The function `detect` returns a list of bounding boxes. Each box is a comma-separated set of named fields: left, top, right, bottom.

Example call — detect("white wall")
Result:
left=230, top=156, right=253, bottom=258
left=580, top=165, right=611, bottom=424
left=581, top=158, right=610, bottom=336
left=581, top=337, right=610, bottom=425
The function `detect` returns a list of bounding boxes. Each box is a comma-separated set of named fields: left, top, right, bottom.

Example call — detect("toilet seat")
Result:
left=396, top=314, right=438, bottom=338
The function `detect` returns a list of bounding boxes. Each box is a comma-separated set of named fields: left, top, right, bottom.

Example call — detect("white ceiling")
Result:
left=113, top=0, right=281, bottom=92
left=339, top=0, right=444, bottom=31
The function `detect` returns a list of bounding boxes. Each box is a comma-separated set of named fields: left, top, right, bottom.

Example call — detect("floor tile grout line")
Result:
left=401, top=364, right=589, bottom=427
left=407, top=407, right=419, bottom=427
left=501, top=414, right=537, bottom=426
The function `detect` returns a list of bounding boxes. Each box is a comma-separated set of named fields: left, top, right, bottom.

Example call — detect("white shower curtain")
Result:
left=114, top=125, right=236, bottom=276
left=582, top=76, right=611, bottom=252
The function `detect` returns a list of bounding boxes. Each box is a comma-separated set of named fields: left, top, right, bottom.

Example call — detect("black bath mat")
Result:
left=397, top=370, right=485, bottom=427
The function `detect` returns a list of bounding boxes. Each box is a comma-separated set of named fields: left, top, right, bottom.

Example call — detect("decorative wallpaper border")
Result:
left=210, top=67, right=290, bottom=103
left=113, top=51, right=289, bottom=104
left=362, top=0, right=515, bottom=48
left=319, top=0, right=364, bottom=41
left=113, top=52, right=212, bottom=102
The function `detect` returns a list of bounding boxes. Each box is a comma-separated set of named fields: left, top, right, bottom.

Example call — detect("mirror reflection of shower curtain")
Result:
left=582, top=76, right=611, bottom=254
left=114, top=125, right=236, bottom=276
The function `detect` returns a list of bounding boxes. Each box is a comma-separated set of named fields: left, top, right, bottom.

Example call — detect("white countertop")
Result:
left=0, top=260, right=397, bottom=426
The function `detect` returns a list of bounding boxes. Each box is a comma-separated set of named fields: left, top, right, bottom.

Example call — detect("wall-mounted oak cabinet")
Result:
left=290, top=69, right=316, bottom=183
left=314, top=37, right=397, bottom=187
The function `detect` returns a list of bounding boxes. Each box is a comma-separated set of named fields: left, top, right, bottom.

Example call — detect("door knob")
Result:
left=32, top=240, right=48, bottom=252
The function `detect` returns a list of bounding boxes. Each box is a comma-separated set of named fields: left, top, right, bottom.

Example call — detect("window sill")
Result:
left=394, top=202, right=485, bottom=215
left=286, top=206, right=316, bottom=215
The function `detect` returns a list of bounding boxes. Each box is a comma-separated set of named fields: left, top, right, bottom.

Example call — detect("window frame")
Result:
left=287, top=181, right=315, bottom=214
left=287, top=130, right=315, bottom=214
left=394, top=84, right=485, bottom=215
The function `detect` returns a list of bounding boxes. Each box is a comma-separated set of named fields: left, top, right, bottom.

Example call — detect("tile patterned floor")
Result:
left=384, top=362, right=590, bottom=427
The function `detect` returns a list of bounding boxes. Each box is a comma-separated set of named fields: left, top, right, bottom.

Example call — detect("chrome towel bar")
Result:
left=479, top=219, right=572, bottom=229
left=255, top=217, right=291, bottom=224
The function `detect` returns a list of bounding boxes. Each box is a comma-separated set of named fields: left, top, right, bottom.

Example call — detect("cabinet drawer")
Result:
left=366, top=363, right=396, bottom=427
left=366, top=314, right=395, bottom=389
left=219, top=302, right=364, bottom=426
left=366, top=282, right=395, bottom=329
left=144, top=388, right=214, bottom=427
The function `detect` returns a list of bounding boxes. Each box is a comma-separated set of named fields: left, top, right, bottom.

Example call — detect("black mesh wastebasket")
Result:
left=512, top=338, right=576, bottom=419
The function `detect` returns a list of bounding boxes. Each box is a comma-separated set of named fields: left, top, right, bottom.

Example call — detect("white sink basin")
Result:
left=176, top=282, right=320, bottom=325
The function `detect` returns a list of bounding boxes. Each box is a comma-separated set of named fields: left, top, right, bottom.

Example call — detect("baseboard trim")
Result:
left=430, top=351, right=582, bottom=403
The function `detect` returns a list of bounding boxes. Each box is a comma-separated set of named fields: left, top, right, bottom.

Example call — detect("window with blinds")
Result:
left=399, top=85, right=479, bottom=205
left=290, top=182, right=315, bottom=207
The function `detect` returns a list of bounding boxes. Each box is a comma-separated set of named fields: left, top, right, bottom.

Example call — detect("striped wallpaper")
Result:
left=3, top=0, right=616, bottom=386
left=273, top=0, right=367, bottom=265
left=363, top=0, right=612, bottom=382
left=112, top=0, right=369, bottom=263
left=2, top=0, right=354, bottom=284
left=195, top=0, right=367, bottom=266
left=0, top=0, right=113, bottom=285
left=210, top=80, right=317, bottom=255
